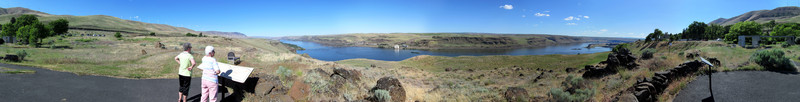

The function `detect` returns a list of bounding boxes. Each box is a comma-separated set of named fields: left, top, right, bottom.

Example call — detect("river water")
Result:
left=281, top=40, right=612, bottom=61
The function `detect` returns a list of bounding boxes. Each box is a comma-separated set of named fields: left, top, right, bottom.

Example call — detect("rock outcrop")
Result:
left=368, top=77, right=405, bottom=102
left=604, top=48, right=638, bottom=69
left=583, top=48, right=638, bottom=78
left=504, top=87, right=530, bottom=102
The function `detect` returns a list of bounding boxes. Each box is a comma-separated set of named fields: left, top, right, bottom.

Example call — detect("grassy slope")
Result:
left=0, top=35, right=299, bottom=79
left=0, top=14, right=200, bottom=36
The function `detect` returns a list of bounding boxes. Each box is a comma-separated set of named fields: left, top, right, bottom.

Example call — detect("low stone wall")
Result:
left=631, top=60, right=704, bottom=102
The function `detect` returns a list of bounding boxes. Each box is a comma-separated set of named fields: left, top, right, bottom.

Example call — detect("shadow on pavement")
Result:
left=219, top=77, right=260, bottom=102
left=702, top=96, right=714, bottom=102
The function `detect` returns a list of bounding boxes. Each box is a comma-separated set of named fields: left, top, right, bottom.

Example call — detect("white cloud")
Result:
left=544, top=11, right=550, bottom=12
left=566, top=23, right=577, bottom=25
left=500, top=4, right=513, bottom=10
left=564, top=16, right=580, bottom=20
left=583, top=16, right=589, bottom=18
left=600, top=29, right=608, bottom=32
left=534, top=13, right=550, bottom=17
left=522, top=15, right=526, bottom=18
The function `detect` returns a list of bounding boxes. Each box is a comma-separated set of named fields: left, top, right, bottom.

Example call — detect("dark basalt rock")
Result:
left=582, top=47, right=638, bottom=78
left=604, top=48, right=638, bottom=69
left=330, top=68, right=361, bottom=81
left=631, top=60, right=706, bottom=102
left=368, top=77, right=405, bottom=102
left=4, top=55, right=19, bottom=62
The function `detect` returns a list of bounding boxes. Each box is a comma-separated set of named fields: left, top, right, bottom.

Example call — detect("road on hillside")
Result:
left=674, top=71, right=800, bottom=102
left=0, top=63, right=216, bottom=102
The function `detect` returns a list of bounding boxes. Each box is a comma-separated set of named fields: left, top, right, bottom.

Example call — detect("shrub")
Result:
left=374, top=89, right=392, bottom=102
left=612, top=43, right=630, bottom=53
left=114, top=32, right=122, bottom=39
left=275, top=66, right=294, bottom=87
left=0, top=39, right=4, bottom=44
left=641, top=48, right=656, bottom=59
left=549, top=88, right=594, bottom=102
left=562, top=75, right=586, bottom=88
left=149, top=32, right=156, bottom=36
left=782, top=42, right=792, bottom=48
left=750, top=49, right=794, bottom=71
left=16, top=50, right=27, bottom=61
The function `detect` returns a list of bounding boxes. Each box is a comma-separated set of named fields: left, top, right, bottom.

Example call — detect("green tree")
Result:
left=725, top=21, right=763, bottom=42
left=645, top=29, right=664, bottom=42
left=49, top=19, right=69, bottom=34
left=15, top=22, right=49, bottom=44
left=185, top=33, right=197, bottom=37
left=2, top=23, right=17, bottom=37
left=14, top=15, right=39, bottom=27
left=149, top=32, right=156, bottom=36
left=10, top=17, right=15, bottom=24
left=199, top=33, right=203, bottom=37
left=772, top=23, right=800, bottom=36
left=771, top=23, right=800, bottom=43
left=114, top=32, right=122, bottom=39
left=687, top=21, right=707, bottom=40
left=705, top=24, right=726, bottom=40
left=764, top=20, right=777, bottom=32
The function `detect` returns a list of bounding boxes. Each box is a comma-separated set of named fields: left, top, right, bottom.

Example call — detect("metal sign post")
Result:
left=700, top=57, right=715, bottom=100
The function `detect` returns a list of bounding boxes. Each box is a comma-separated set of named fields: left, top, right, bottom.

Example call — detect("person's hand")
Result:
left=187, top=67, right=192, bottom=71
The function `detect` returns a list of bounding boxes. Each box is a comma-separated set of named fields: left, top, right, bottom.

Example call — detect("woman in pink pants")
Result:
left=198, top=46, right=221, bottom=102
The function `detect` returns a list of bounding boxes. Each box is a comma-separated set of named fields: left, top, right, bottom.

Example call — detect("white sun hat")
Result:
left=205, top=46, right=214, bottom=55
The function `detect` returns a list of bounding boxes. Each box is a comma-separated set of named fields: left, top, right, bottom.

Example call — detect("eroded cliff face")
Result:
left=433, top=36, right=516, bottom=45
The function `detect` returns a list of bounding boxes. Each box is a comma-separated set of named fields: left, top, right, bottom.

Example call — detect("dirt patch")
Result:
left=288, top=81, right=310, bottom=100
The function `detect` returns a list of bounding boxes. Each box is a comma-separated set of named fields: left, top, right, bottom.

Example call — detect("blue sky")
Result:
left=2, top=0, right=799, bottom=38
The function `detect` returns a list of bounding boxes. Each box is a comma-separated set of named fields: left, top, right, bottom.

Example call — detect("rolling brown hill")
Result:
left=0, top=7, right=246, bottom=38
left=710, top=6, right=800, bottom=25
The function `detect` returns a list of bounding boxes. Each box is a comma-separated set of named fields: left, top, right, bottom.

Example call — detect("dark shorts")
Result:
left=178, top=75, right=191, bottom=95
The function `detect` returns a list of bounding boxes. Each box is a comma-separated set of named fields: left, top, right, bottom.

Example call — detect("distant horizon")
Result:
left=256, top=32, right=648, bottom=39
left=3, top=0, right=800, bottom=38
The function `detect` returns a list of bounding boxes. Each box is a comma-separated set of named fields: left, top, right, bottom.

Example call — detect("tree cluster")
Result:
left=646, top=20, right=800, bottom=43
left=0, top=14, right=69, bottom=45
left=185, top=32, right=205, bottom=37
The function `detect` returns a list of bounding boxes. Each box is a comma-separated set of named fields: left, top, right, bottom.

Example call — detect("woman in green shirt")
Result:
left=174, top=43, right=195, bottom=102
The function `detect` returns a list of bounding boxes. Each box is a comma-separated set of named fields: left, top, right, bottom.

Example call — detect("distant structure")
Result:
left=738, top=35, right=795, bottom=47
left=393, top=45, right=401, bottom=49
left=2, top=36, right=17, bottom=44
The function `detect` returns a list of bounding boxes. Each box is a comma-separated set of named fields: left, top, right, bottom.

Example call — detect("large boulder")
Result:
left=504, top=87, right=529, bottom=102
left=331, top=68, right=362, bottom=81
left=4, top=55, right=19, bottom=62
left=368, top=77, right=405, bottom=102
left=605, top=48, right=638, bottom=69
left=582, top=65, right=615, bottom=78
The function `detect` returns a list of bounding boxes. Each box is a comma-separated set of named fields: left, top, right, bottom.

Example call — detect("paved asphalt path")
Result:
left=0, top=63, right=215, bottom=102
left=674, top=71, right=800, bottom=102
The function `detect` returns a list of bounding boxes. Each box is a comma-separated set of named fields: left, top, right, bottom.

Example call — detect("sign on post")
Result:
left=216, top=63, right=254, bottom=83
